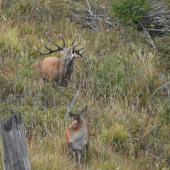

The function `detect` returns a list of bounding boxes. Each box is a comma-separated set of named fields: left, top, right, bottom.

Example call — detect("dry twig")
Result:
left=65, top=0, right=115, bottom=31
left=151, top=81, right=170, bottom=97
left=139, top=22, right=157, bottom=52
left=64, top=86, right=81, bottom=118
left=140, top=0, right=170, bottom=33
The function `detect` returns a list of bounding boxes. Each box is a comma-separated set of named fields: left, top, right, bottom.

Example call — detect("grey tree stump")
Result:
left=0, top=109, right=31, bottom=170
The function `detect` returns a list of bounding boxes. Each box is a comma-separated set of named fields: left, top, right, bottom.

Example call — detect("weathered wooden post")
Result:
left=0, top=109, right=31, bottom=170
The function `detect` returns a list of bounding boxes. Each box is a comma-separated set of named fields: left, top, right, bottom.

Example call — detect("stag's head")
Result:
left=60, top=46, right=76, bottom=59
left=34, top=34, right=86, bottom=59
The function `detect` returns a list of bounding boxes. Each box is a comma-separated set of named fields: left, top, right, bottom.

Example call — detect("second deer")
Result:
left=34, top=34, right=86, bottom=87
left=65, top=106, right=91, bottom=167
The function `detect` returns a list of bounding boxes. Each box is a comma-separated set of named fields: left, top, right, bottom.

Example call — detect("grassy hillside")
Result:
left=0, top=0, right=170, bottom=169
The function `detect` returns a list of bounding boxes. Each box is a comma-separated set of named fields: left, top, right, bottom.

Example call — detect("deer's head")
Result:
left=69, top=105, right=88, bottom=121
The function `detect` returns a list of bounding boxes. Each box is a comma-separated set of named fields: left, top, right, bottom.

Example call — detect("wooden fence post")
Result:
left=0, top=109, right=31, bottom=170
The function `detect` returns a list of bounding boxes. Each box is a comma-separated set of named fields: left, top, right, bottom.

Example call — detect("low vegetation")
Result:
left=0, top=0, right=170, bottom=169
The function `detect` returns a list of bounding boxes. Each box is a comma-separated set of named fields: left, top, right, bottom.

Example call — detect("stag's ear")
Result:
left=69, top=112, right=77, bottom=120
left=80, top=105, right=88, bottom=116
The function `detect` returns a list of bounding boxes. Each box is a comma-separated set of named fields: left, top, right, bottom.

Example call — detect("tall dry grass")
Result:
left=0, top=0, right=170, bottom=169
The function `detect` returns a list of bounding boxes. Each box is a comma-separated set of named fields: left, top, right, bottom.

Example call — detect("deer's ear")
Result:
left=69, top=112, right=76, bottom=119
left=80, top=105, right=88, bottom=116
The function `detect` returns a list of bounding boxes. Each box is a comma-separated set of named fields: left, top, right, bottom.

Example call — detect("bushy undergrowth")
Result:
left=110, top=0, right=151, bottom=26
left=0, top=0, right=170, bottom=169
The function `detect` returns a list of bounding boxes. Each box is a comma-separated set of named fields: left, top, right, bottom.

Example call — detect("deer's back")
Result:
left=65, top=120, right=87, bottom=151
left=40, top=57, right=61, bottom=81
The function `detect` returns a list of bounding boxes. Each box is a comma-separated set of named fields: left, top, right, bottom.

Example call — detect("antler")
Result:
left=34, top=34, right=65, bottom=55
left=71, top=34, right=86, bottom=57
left=75, top=41, right=86, bottom=57
left=71, top=34, right=77, bottom=45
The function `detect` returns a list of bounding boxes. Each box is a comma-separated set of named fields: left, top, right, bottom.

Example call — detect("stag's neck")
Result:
left=61, top=56, right=75, bottom=65
left=60, top=57, right=75, bottom=76
left=61, top=57, right=75, bottom=68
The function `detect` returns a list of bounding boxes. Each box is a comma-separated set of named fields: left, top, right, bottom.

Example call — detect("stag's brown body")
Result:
left=65, top=106, right=90, bottom=167
left=39, top=53, right=75, bottom=87
left=34, top=34, right=86, bottom=87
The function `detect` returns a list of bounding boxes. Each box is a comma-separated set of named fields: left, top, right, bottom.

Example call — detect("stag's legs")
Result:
left=62, top=78, right=69, bottom=87
left=58, top=78, right=65, bottom=87
left=43, top=77, right=50, bottom=82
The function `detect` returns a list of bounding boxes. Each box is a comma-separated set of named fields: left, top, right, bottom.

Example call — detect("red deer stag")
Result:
left=34, top=34, right=86, bottom=87
left=65, top=106, right=91, bottom=167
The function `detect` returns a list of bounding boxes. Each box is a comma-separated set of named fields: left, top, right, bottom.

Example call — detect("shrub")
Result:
left=110, top=0, right=151, bottom=26
left=94, top=54, right=125, bottom=99
left=101, top=123, right=132, bottom=153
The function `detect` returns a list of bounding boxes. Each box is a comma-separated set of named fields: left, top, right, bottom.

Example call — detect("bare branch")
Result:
left=65, top=0, right=92, bottom=15
left=71, top=34, right=77, bottom=45
left=64, top=86, right=81, bottom=119
left=85, top=0, right=92, bottom=15
left=151, top=81, right=170, bottom=97
left=146, top=29, right=170, bottom=32
left=139, top=22, right=157, bottom=52
left=65, top=0, right=115, bottom=31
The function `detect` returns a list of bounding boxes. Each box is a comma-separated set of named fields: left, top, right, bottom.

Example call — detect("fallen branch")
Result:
left=139, top=22, right=157, bottom=52
left=65, top=0, right=115, bottom=31
left=151, top=81, right=170, bottom=97
left=65, top=0, right=92, bottom=15
left=140, top=0, right=170, bottom=33
left=64, top=86, right=81, bottom=118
